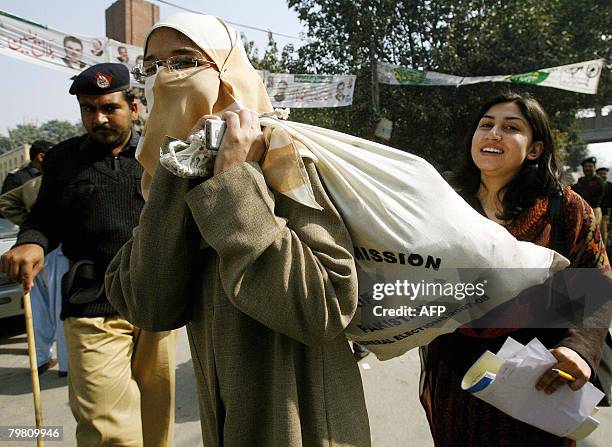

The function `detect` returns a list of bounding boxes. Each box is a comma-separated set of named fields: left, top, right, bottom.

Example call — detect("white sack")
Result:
left=261, top=118, right=569, bottom=361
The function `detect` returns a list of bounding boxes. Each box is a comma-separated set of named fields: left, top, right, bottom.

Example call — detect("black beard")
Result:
left=89, top=128, right=131, bottom=152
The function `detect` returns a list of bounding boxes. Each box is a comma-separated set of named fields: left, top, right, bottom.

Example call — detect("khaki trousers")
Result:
left=64, top=316, right=177, bottom=447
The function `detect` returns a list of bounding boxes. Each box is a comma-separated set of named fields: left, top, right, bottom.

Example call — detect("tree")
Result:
left=241, top=33, right=261, bottom=67
left=39, top=120, right=85, bottom=143
left=0, top=120, right=84, bottom=153
left=6, top=124, right=46, bottom=149
left=246, top=33, right=297, bottom=74
left=0, top=135, right=12, bottom=153
left=286, top=0, right=610, bottom=171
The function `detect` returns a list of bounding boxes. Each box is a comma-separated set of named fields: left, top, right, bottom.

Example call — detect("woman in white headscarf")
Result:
left=134, top=13, right=273, bottom=198
left=106, top=12, right=371, bottom=447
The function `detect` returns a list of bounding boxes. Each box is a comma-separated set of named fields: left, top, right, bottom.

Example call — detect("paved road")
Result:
left=0, top=316, right=610, bottom=446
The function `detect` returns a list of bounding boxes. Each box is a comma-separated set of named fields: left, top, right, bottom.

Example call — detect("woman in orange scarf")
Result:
left=421, top=92, right=611, bottom=446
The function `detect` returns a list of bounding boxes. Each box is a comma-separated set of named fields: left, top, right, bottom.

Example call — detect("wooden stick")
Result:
left=23, top=290, right=45, bottom=447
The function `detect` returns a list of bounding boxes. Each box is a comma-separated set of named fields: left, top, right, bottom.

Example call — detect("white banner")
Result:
left=262, top=72, right=356, bottom=108
left=0, top=10, right=143, bottom=80
left=106, top=40, right=144, bottom=71
left=377, top=59, right=605, bottom=94
left=511, top=59, right=605, bottom=94
left=0, top=10, right=355, bottom=108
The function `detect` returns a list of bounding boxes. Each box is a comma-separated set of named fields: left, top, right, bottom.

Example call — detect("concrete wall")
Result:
left=0, top=146, right=30, bottom=184
left=580, top=108, right=612, bottom=144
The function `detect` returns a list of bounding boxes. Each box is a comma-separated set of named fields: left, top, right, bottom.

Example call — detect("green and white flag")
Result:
left=377, top=59, right=605, bottom=94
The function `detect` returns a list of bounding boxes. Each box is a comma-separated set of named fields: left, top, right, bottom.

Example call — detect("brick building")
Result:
left=105, top=0, right=159, bottom=47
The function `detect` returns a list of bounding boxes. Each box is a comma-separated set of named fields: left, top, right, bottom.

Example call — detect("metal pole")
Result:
left=370, top=39, right=380, bottom=116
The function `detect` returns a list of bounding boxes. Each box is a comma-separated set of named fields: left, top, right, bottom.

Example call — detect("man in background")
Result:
left=1, top=140, right=52, bottom=193
left=573, top=156, right=605, bottom=225
left=0, top=173, right=69, bottom=376
left=1, top=63, right=175, bottom=447
left=597, top=167, right=611, bottom=248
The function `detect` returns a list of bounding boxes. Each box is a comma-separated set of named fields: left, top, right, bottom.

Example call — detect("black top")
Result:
left=572, top=174, right=605, bottom=208
left=1, top=164, right=40, bottom=193
left=16, top=131, right=144, bottom=318
left=601, top=181, right=612, bottom=216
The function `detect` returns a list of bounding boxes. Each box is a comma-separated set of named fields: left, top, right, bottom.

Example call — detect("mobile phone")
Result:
left=205, top=119, right=226, bottom=150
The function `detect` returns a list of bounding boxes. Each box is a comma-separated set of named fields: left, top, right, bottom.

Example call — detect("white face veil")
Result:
left=138, top=12, right=273, bottom=197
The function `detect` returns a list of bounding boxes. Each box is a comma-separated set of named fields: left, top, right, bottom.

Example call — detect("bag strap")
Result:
left=549, top=192, right=569, bottom=258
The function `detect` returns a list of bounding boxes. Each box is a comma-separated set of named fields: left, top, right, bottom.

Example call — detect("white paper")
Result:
left=463, top=337, right=605, bottom=439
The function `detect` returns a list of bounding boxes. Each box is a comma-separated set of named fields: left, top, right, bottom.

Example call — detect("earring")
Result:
left=527, top=160, right=539, bottom=169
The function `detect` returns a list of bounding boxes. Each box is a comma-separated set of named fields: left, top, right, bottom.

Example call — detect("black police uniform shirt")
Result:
left=1, top=164, right=40, bottom=194
left=16, top=131, right=143, bottom=318
left=572, top=174, right=606, bottom=208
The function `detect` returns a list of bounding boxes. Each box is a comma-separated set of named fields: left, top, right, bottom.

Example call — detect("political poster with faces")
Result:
left=263, top=72, right=357, bottom=108
left=0, top=10, right=143, bottom=79
left=1, top=10, right=356, bottom=109
left=107, top=40, right=144, bottom=72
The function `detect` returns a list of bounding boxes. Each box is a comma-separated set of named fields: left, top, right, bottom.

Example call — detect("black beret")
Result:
left=596, top=167, right=609, bottom=173
left=69, top=63, right=130, bottom=95
left=30, top=140, right=54, bottom=154
left=581, top=156, right=597, bottom=165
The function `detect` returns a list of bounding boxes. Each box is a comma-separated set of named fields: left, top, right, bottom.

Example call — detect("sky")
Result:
left=0, top=0, right=610, bottom=167
left=0, top=0, right=306, bottom=130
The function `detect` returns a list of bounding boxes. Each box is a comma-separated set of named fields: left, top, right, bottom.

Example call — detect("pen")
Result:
left=552, top=368, right=576, bottom=382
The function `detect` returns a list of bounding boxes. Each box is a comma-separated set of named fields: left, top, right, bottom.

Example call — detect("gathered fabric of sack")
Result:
left=162, top=116, right=570, bottom=361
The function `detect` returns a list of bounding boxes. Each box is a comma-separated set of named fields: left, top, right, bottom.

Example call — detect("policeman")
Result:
left=0, top=63, right=175, bottom=447
left=597, top=167, right=611, bottom=247
left=572, top=156, right=605, bottom=224
left=1, top=140, right=53, bottom=193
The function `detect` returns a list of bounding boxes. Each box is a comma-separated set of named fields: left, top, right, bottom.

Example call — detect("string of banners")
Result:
left=0, top=9, right=355, bottom=108
left=377, top=59, right=605, bottom=95
left=3, top=7, right=601, bottom=107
